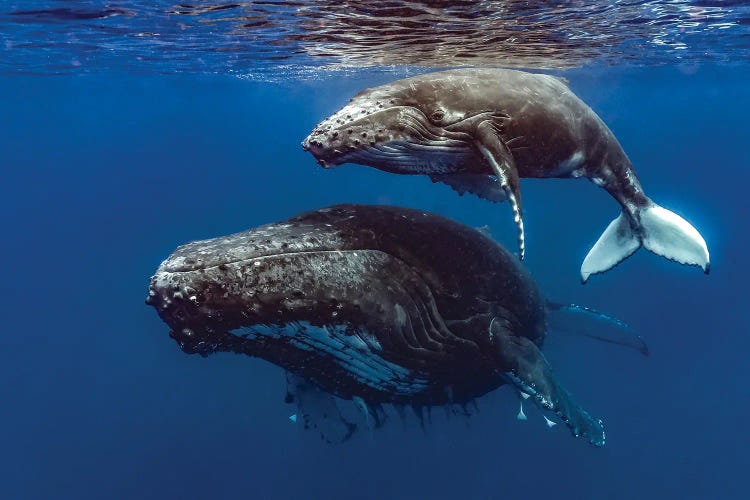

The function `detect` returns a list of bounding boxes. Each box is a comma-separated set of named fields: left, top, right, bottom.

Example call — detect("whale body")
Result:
left=302, top=68, right=710, bottom=281
left=147, top=204, right=646, bottom=445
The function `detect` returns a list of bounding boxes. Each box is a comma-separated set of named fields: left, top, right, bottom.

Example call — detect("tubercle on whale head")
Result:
left=146, top=273, right=221, bottom=355
left=302, top=103, right=478, bottom=176
left=147, top=235, right=374, bottom=357
left=302, top=101, right=411, bottom=166
left=303, top=79, right=469, bottom=162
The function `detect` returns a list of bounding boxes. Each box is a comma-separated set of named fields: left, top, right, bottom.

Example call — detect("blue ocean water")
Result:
left=2, top=3, right=749, bottom=499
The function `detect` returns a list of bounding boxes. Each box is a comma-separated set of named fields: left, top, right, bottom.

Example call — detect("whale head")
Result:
left=301, top=74, right=493, bottom=175
left=145, top=221, right=362, bottom=357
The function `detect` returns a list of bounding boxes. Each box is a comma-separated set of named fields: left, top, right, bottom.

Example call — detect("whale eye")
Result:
left=430, top=109, right=446, bottom=123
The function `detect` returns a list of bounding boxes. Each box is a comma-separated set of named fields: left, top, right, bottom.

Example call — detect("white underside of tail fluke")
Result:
left=640, top=204, right=710, bottom=271
left=580, top=203, right=711, bottom=282
left=581, top=212, right=640, bottom=283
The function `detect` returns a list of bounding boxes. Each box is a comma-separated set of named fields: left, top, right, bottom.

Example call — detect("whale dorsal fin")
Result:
left=429, top=174, right=507, bottom=203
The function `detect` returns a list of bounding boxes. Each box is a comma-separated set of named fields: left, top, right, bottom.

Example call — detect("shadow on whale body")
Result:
left=302, top=68, right=710, bottom=281
left=147, top=204, right=647, bottom=447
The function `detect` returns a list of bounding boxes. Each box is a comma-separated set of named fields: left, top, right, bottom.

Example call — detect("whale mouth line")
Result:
left=336, top=139, right=472, bottom=172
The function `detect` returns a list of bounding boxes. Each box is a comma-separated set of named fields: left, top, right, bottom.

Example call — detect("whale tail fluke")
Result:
left=580, top=201, right=710, bottom=283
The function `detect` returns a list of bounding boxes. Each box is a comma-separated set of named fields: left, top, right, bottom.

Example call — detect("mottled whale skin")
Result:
left=147, top=204, right=616, bottom=446
left=302, top=68, right=710, bottom=281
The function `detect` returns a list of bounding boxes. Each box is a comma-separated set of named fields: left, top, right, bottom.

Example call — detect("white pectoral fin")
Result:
left=640, top=203, right=710, bottom=272
left=475, top=121, right=525, bottom=260
left=581, top=211, right=641, bottom=283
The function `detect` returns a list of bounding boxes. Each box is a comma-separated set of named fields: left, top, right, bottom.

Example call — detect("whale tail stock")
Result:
left=580, top=199, right=710, bottom=283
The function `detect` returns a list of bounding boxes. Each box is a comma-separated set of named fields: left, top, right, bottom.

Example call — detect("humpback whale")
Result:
left=147, top=204, right=646, bottom=446
left=302, top=68, right=710, bottom=282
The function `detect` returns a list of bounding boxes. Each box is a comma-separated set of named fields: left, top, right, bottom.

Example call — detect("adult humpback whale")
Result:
left=302, top=68, right=710, bottom=282
left=147, top=204, right=646, bottom=446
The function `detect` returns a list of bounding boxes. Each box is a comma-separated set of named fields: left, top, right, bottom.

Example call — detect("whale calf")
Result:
left=147, top=204, right=646, bottom=446
left=302, top=68, right=710, bottom=282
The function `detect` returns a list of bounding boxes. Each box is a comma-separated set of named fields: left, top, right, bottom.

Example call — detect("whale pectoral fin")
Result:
left=545, top=300, right=649, bottom=357
left=429, top=174, right=508, bottom=203
left=287, top=373, right=357, bottom=444
left=475, top=122, right=525, bottom=260
left=491, top=325, right=605, bottom=446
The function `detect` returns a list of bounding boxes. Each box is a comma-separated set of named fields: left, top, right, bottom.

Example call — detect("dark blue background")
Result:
left=1, top=66, right=747, bottom=499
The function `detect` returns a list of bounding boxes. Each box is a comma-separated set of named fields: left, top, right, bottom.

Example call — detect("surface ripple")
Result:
left=2, top=1, right=749, bottom=77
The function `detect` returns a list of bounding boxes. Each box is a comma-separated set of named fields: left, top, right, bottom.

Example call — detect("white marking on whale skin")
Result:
left=555, top=150, right=585, bottom=176
left=345, top=333, right=369, bottom=351
left=394, top=304, right=407, bottom=327
left=505, top=372, right=552, bottom=408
